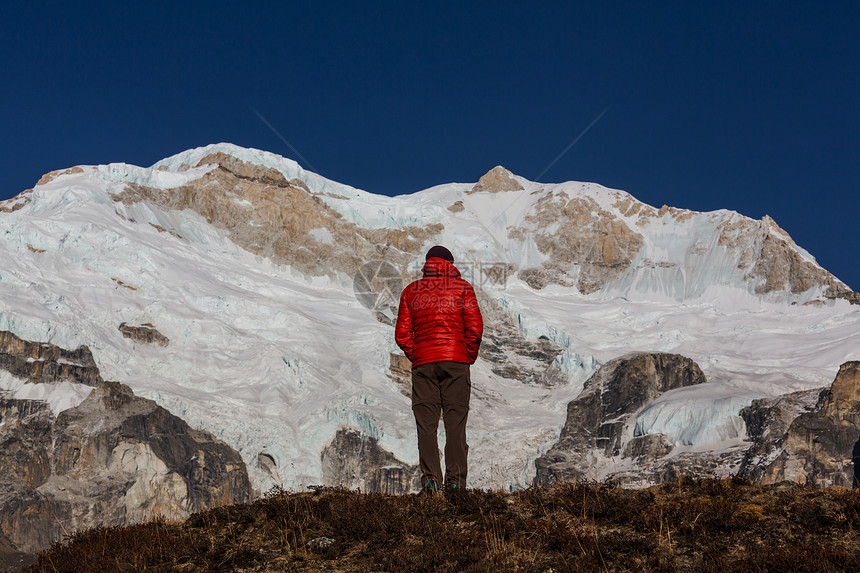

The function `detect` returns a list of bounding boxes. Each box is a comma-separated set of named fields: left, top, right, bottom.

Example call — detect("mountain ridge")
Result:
left=7, top=142, right=854, bottom=302
left=0, top=142, right=858, bottom=498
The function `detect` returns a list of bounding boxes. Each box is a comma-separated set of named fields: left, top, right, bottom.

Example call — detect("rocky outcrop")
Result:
left=111, top=153, right=443, bottom=283
left=505, top=185, right=857, bottom=301
left=720, top=215, right=857, bottom=305
left=119, top=323, right=170, bottom=346
left=387, top=352, right=412, bottom=398
left=473, top=288, right=566, bottom=386
left=320, top=428, right=420, bottom=494
left=739, top=362, right=860, bottom=487
left=736, top=388, right=822, bottom=481
left=511, top=193, right=645, bottom=294
left=0, top=331, right=102, bottom=386
left=106, top=149, right=857, bottom=306
left=0, top=399, right=53, bottom=491
left=0, top=334, right=252, bottom=557
left=534, top=352, right=707, bottom=485
left=533, top=357, right=860, bottom=489
left=467, top=166, right=524, bottom=194
left=35, top=166, right=86, bottom=187
left=0, top=188, right=32, bottom=213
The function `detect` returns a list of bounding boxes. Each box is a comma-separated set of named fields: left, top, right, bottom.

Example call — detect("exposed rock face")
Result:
left=35, top=166, right=86, bottom=187
left=105, top=149, right=858, bottom=305
left=720, top=215, right=857, bottom=304
left=0, top=400, right=72, bottom=555
left=0, top=330, right=102, bottom=386
left=739, top=362, right=860, bottom=487
left=387, top=352, right=412, bottom=398
left=467, top=166, right=524, bottom=194
left=533, top=356, right=860, bottom=489
left=473, top=288, right=566, bottom=386
left=534, top=352, right=707, bottom=485
left=511, top=193, right=645, bottom=294
left=622, top=433, right=674, bottom=460
left=320, top=428, right=420, bottom=494
left=502, top=184, right=857, bottom=301
left=0, top=188, right=32, bottom=213
left=119, top=323, right=170, bottom=346
left=0, top=334, right=252, bottom=557
left=0, top=399, right=53, bottom=492
left=111, top=153, right=443, bottom=282
left=736, top=388, right=822, bottom=482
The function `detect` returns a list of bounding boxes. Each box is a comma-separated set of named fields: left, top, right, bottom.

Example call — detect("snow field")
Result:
left=1, top=145, right=858, bottom=492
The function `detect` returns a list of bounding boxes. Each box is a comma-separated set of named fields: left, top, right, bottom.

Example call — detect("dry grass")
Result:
left=22, top=477, right=860, bottom=572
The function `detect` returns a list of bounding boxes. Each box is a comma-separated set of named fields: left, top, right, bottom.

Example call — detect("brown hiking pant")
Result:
left=411, top=361, right=471, bottom=488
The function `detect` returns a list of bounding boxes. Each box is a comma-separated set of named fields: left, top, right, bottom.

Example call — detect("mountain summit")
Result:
left=468, top=166, right=525, bottom=194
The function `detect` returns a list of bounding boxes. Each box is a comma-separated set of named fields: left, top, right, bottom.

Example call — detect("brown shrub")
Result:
left=22, top=479, right=860, bottom=573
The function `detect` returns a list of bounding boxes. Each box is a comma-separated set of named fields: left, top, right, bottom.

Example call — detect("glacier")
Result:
left=0, top=143, right=858, bottom=492
left=632, top=383, right=761, bottom=447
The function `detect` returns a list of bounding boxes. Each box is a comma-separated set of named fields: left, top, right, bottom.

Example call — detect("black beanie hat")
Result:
left=426, top=245, right=454, bottom=262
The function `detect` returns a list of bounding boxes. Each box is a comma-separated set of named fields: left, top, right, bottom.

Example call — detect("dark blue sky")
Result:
left=3, top=1, right=858, bottom=290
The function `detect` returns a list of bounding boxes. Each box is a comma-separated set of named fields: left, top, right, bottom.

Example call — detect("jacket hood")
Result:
left=422, top=257, right=461, bottom=278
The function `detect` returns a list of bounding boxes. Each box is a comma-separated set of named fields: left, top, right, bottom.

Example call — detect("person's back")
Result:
left=396, top=257, right=482, bottom=367
left=395, top=246, right=483, bottom=493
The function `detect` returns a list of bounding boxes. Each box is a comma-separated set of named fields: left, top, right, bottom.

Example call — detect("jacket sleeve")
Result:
left=394, top=287, right=413, bottom=362
left=462, top=284, right=483, bottom=364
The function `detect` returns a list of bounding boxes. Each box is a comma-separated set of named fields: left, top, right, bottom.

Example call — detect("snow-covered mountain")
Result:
left=1, top=143, right=858, bottom=492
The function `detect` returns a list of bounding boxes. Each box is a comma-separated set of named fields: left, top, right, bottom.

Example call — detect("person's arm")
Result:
left=394, top=287, right=414, bottom=362
left=463, top=284, right=483, bottom=364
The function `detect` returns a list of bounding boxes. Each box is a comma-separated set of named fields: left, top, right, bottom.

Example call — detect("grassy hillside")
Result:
left=21, top=478, right=860, bottom=572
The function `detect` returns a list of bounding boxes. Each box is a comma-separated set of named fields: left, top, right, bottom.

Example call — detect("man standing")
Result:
left=395, top=245, right=483, bottom=494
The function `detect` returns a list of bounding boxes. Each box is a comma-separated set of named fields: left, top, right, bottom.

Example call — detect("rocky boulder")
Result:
left=321, top=428, right=420, bottom=494
left=739, top=361, right=860, bottom=487
left=118, top=323, right=170, bottom=347
left=534, top=352, right=707, bottom=485
left=736, top=388, right=822, bottom=481
left=0, top=332, right=252, bottom=557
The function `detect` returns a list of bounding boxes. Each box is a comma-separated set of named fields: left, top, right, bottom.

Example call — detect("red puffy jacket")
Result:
left=395, top=258, right=483, bottom=368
